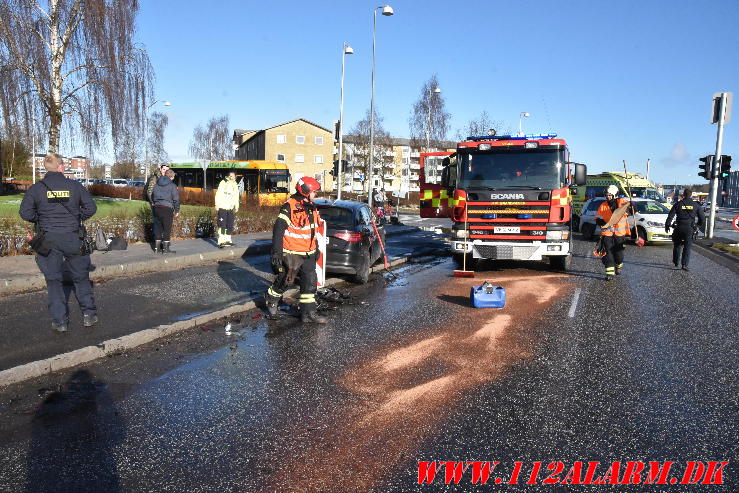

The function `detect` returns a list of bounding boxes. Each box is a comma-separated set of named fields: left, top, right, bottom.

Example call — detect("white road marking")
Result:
left=568, top=288, right=582, bottom=318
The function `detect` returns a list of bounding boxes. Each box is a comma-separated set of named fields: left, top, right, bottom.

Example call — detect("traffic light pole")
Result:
left=707, top=95, right=727, bottom=239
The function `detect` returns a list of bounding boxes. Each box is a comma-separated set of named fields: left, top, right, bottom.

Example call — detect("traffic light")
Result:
left=698, top=155, right=714, bottom=180
left=330, top=160, right=347, bottom=176
left=718, top=155, right=732, bottom=179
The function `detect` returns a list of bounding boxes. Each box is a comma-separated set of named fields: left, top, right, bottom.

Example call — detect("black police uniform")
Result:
left=19, top=172, right=98, bottom=326
left=665, top=197, right=705, bottom=269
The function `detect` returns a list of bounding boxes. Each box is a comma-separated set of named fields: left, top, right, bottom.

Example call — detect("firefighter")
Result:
left=665, top=188, right=705, bottom=271
left=595, top=185, right=631, bottom=281
left=264, top=177, right=327, bottom=324
left=215, top=171, right=239, bottom=247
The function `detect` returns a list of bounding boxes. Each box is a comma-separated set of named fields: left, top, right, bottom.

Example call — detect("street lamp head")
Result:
left=163, top=101, right=172, bottom=106
left=344, top=45, right=354, bottom=55
left=521, top=111, right=530, bottom=118
left=433, top=87, right=441, bottom=94
left=381, top=5, right=394, bottom=16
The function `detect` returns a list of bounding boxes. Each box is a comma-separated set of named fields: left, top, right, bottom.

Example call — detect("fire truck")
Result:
left=420, top=133, right=587, bottom=270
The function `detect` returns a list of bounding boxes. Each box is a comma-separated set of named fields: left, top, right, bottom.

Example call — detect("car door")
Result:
left=357, top=206, right=378, bottom=259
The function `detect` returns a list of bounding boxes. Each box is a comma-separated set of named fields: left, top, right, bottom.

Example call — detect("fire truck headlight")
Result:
left=546, top=230, right=563, bottom=240
left=478, top=143, right=491, bottom=151
left=455, top=229, right=469, bottom=238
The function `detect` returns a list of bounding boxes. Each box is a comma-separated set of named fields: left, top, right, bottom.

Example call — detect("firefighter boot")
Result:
left=615, top=263, right=623, bottom=275
left=605, top=265, right=615, bottom=281
left=265, top=291, right=281, bottom=317
left=162, top=241, right=176, bottom=254
left=154, top=240, right=162, bottom=253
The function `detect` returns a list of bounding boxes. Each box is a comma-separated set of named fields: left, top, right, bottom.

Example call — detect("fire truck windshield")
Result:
left=458, top=148, right=566, bottom=190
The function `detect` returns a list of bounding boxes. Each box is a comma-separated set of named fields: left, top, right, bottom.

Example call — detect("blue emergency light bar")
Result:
left=466, top=133, right=557, bottom=142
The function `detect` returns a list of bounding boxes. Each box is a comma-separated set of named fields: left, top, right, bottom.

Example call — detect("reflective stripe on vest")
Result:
left=281, top=197, right=320, bottom=253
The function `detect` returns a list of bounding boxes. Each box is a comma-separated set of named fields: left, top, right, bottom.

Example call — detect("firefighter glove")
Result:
left=271, top=251, right=284, bottom=274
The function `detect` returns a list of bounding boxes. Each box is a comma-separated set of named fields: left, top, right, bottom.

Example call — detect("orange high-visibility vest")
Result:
left=596, top=198, right=631, bottom=237
left=278, top=197, right=320, bottom=254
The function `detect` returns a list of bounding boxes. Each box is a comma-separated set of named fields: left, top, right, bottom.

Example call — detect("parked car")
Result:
left=129, top=180, right=145, bottom=187
left=579, top=197, right=673, bottom=243
left=110, top=178, right=129, bottom=187
left=314, top=199, right=386, bottom=283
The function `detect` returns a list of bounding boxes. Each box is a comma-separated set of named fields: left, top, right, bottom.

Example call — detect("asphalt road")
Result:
left=0, top=229, right=447, bottom=371
left=0, top=234, right=736, bottom=491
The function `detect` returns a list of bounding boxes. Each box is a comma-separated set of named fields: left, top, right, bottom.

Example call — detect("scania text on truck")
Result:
left=420, top=133, right=586, bottom=270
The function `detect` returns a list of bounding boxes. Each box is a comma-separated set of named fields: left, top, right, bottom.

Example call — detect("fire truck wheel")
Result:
left=353, top=248, right=371, bottom=284
left=549, top=255, right=571, bottom=271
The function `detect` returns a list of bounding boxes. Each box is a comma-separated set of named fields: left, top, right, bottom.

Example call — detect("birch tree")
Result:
left=455, top=111, right=506, bottom=141
left=146, top=111, right=169, bottom=168
left=347, top=108, right=392, bottom=191
left=0, top=0, right=154, bottom=159
left=408, top=74, right=450, bottom=149
left=189, top=115, right=232, bottom=161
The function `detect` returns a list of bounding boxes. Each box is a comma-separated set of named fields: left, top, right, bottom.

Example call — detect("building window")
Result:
left=296, top=135, right=305, bottom=144
left=276, top=134, right=286, bottom=144
left=314, top=136, right=324, bottom=145
left=314, top=154, right=324, bottom=164
left=295, top=154, right=305, bottom=163
left=276, top=153, right=285, bottom=162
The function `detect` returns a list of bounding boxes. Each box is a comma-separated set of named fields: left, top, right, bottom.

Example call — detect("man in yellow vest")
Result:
left=595, top=184, right=631, bottom=281
left=215, top=172, right=239, bottom=247
left=265, top=177, right=326, bottom=324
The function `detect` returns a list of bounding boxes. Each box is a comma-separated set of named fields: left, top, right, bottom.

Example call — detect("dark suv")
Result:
left=315, top=199, right=386, bottom=283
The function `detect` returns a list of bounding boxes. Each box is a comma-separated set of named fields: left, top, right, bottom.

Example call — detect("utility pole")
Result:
left=707, top=92, right=732, bottom=238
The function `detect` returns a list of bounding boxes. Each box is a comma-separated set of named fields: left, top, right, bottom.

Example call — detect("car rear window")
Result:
left=318, top=206, right=355, bottom=229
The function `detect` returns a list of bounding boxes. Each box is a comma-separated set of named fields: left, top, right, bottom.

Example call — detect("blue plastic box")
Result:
left=470, top=282, right=506, bottom=308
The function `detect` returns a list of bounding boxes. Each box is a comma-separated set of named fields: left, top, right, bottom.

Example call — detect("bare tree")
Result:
left=146, top=111, right=169, bottom=170
left=347, top=108, right=392, bottom=192
left=110, top=160, right=137, bottom=179
left=408, top=74, right=450, bottom=149
left=189, top=115, right=232, bottom=161
left=0, top=0, right=154, bottom=160
left=455, top=111, right=507, bottom=141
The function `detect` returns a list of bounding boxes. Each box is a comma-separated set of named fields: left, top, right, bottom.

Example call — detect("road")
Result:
left=0, top=232, right=737, bottom=491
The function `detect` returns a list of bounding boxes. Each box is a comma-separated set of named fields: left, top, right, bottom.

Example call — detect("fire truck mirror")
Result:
left=573, top=163, right=587, bottom=186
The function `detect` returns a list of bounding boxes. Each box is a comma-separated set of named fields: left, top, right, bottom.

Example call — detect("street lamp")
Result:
left=518, top=111, right=530, bottom=136
left=368, top=4, right=393, bottom=209
left=144, top=100, right=172, bottom=183
left=426, top=86, right=441, bottom=150
left=337, top=42, right=353, bottom=200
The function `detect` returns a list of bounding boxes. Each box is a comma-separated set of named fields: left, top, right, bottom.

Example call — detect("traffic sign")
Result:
left=712, top=92, right=732, bottom=125
left=733, top=215, right=739, bottom=231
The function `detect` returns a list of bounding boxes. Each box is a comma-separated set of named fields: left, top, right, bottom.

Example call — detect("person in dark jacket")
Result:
left=144, top=164, right=169, bottom=204
left=151, top=169, right=180, bottom=254
left=19, top=153, right=98, bottom=332
left=666, top=188, right=705, bottom=271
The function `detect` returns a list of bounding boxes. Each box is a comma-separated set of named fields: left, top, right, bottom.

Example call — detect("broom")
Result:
left=453, top=200, right=475, bottom=277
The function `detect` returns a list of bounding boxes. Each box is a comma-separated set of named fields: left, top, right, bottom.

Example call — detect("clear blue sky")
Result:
left=135, top=0, right=738, bottom=186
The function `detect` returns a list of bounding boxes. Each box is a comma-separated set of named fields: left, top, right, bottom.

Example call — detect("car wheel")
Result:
left=571, top=215, right=580, bottom=232
left=390, top=216, right=399, bottom=225
left=581, top=223, right=595, bottom=241
left=353, top=248, right=371, bottom=284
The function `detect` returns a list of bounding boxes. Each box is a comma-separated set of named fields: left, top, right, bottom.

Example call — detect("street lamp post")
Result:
left=31, top=114, right=36, bottom=184
left=144, top=100, right=171, bottom=184
left=337, top=42, right=354, bottom=200
left=518, top=111, right=530, bottom=136
left=426, top=87, right=441, bottom=150
left=368, top=4, right=393, bottom=209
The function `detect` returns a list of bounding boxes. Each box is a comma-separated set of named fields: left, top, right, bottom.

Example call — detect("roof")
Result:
left=263, top=118, right=332, bottom=134
left=314, top=198, right=368, bottom=210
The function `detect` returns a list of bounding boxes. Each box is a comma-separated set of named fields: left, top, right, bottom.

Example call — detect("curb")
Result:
left=693, top=241, right=739, bottom=275
left=0, top=227, right=420, bottom=296
left=0, top=256, right=409, bottom=388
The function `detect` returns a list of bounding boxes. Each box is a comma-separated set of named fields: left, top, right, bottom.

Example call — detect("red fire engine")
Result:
left=420, top=133, right=587, bottom=270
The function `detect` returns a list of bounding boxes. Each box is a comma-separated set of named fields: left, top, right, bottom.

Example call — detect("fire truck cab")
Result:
left=420, top=133, right=587, bottom=270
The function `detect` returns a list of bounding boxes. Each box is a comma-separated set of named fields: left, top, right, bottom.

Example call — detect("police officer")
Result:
left=665, top=188, right=705, bottom=271
left=19, top=153, right=98, bottom=332
left=264, top=177, right=326, bottom=324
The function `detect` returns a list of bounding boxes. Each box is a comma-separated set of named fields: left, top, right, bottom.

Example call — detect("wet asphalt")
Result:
left=0, top=234, right=736, bottom=492
left=0, top=230, right=443, bottom=371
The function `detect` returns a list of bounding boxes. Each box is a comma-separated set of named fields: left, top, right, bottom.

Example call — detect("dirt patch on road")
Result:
left=261, top=271, right=572, bottom=492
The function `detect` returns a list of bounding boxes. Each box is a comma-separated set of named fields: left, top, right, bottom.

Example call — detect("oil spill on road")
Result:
left=261, top=269, right=573, bottom=492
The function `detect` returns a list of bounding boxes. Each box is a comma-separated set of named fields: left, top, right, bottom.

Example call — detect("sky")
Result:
left=129, top=0, right=738, bottom=186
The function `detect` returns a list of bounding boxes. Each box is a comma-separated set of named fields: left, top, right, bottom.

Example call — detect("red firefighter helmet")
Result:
left=296, top=176, right=321, bottom=197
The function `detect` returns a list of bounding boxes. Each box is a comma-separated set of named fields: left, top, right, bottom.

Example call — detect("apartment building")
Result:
left=234, top=119, right=334, bottom=190
left=34, top=153, right=91, bottom=180
left=338, top=136, right=455, bottom=195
